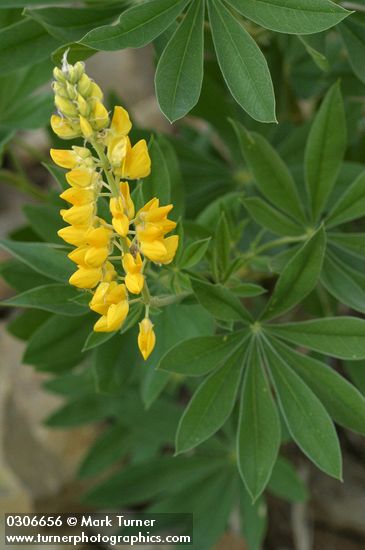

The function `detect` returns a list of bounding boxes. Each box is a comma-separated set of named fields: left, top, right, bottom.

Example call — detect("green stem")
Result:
left=252, top=234, right=307, bottom=256
left=91, top=140, right=119, bottom=197
left=150, top=291, right=191, bottom=308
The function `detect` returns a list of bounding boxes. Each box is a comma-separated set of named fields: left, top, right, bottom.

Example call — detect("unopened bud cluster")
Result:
left=50, top=59, right=179, bottom=360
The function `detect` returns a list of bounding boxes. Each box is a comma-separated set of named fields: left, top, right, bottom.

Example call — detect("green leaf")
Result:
left=24, top=313, right=93, bottom=370
left=339, top=14, right=365, bottom=84
left=142, top=304, right=214, bottom=407
left=179, top=238, right=210, bottom=269
left=212, top=211, right=231, bottom=281
left=268, top=457, right=309, bottom=503
left=305, top=82, right=346, bottom=220
left=226, top=0, right=350, bottom=34
left=84, top=455, right=226, bottom=507
left=82, top=0, right=188, bottom=51
left=175, top=347, right=245, bottom=453
left=78, top=423, right=130, bottom=479
left=326, top=171, right=365, bottom=228
left=23, top=204, right=63, bottom=244
left=0, top=259, right=52, bottom=291
left=263, top=227, right=326, bottom=320
left=157, top=135, right=185, bottom=219
left=155, top=0, right=204, bottom=122
left=208, top=0, right=276, bottom=123
left=192, top=278, right=251, bottom=322
left=45, top=394, right=123, bottom=427
left=1, top=284, right=88, bottom=316
left=7, top=309, right=50, bottom=341
left=25, top=6, right=122, bottom=42
left=329, top=232, right=365, bottom=259
left=0, top=18, right=61, bottom=75
left=143, top=136, right=171, bottom=204
left=321, top=252, right=365, bottom=314
left=231, top=283, right=266, bottom=298
left=237, top=343, right=281, bottom=500
left=273, top=339, right=365, bottom=435
left=298, top=34, right=329, bottom=72
left=232, top=121, right=304, bottom=220
left=262, top=339, right=342, bottom=480
left=266, top=317, right=365, bottom=360
left=240, top=486, right=267, bottom=550
left=158, top=331, right=248, bottom=376
left=92, top=329, right=137, bottom=395
left=0, top=239, right=73, bottom=283
left=243, top=197, right=303, bottom=237
left=0, top=0, right=71, bottom=5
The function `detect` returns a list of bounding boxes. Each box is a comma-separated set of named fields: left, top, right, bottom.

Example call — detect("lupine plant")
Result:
left=3, top=1, right=365, bottom=548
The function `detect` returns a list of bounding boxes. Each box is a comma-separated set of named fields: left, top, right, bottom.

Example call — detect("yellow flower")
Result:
left=51, top=115, right=80, bottom=139
left=61, top=203, right=95, bottom=226
left=92, top=101, right=109, bottom=130
left=79, top=115, right=94, bottom=139
left=84, top=246, right=110, bottom=268
left=69, top=266, right=102, bottom=289
left=138, top=318, right=156, bottom=360
left=87, top=226, right=112, bottom=248
left=158, top=235, right=179, bottom=265
left=110, top=106, right=132, bottom=136
left=120, top=182, right=135, bottom=219
left=122, top=252, right=144, bottom=294
left=66, top=168, right=97, bottom=188
left=110, top=196, right=131, bottom=237
left=50, top=146, right=92, bottom=169
left=120, top=138, right=151, bottom=179
left=139, top=239, right=167, bottom=262
left=93, top=283, right=129, bottom=332
left=57, top=225, right=89, bottom=246
left=60, top=187, right=95, bottom=206
left=102, top=261, right=117, bottom=282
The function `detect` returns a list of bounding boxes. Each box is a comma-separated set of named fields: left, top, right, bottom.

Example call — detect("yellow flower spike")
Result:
left=61, top=203, right=95, bottom=226
left=51, top=115, right=80, bottom=139
left=79, top=115, right=94, bottom=139
left=60, top=187, right=95, bottom=206
left=138, top=318, right=156, bottom=360
left=66, top=168, right=96, bottom=188
left=122, top=253, right=144, bottom=294
left=89, top=282, right=112, bottom=315
left=69, top=266, right=102, bottom=289
left=92, top=101, right=109, bottom=130
left=84, top=246, right=110, bottom=268
left=106, top=300, right=129, bottom=331
left=140, top=240, right=168, bottom=262
left=87, top=226, right=112, bottom=247
left=120, top=182, right=135, bottom=219
left=158, top=235, right=179, bottom=265
left=121, top=138, right=151, bottom=179
left=57, top=225, right=89, bottom=246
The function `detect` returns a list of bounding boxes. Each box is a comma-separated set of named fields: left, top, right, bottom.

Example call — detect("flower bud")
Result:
left=77, top=94, right=90, bottom=117
left=80, top=115, right=94, bottom=139
left=77, top=73, right=92, bottom=97
left=138, top=318, right=156, bottom=360
left=55, top=95, right=78, bottom=118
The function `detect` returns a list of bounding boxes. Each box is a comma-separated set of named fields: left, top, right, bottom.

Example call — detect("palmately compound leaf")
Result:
left=175, top=345, right=246, bottom=454
left=237, top=342, right=281, bottom=501
left=208, top=0, right=276, bottom=123
left=305, top=82, right=346, bottom=221
left=262, top=338, right=342, bottom=480
left=226, top=0, right=350, bottom=35
left=262, top=226, right=326, bottom=320
left=155, top=0, right=204, bottom=122
left=326, top=171, right=365, bottom=228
